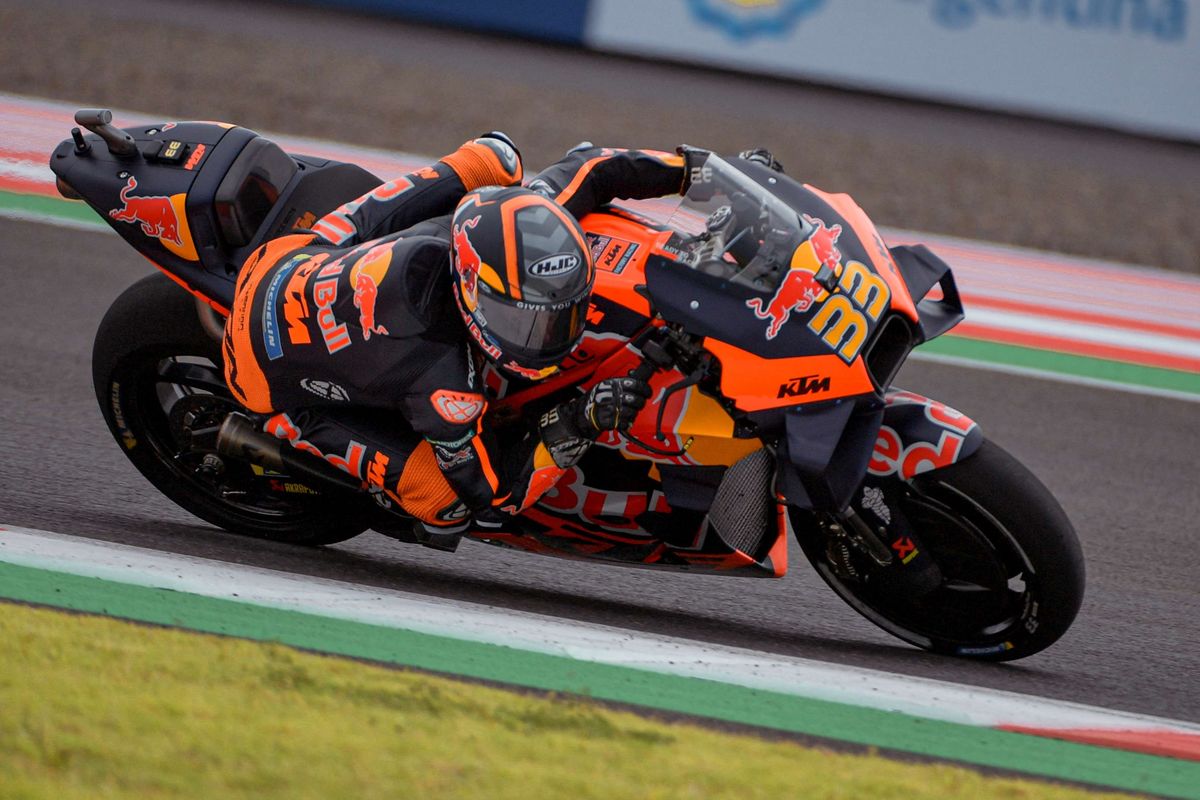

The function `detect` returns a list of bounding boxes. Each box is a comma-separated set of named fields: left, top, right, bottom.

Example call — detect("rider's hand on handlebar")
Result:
left=739, top=148, right=785, bottom=174
left=575, top=377, right=652, bottom=435
left=477, top=130, right=520, bottom=158
left=537, top=377, right=653, bottom=468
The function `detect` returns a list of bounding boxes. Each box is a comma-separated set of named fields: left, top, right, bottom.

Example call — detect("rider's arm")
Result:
left=402, top=375, right=650, bottom=518
left=527, top=146, right=687, bottom=220
left=398, top=390, right=565, bottom=517
left=310, top=135, right=522, bottom=247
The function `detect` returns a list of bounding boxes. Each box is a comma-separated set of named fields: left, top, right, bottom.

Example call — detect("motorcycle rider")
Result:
left=222, top=133, right=733, bottom=546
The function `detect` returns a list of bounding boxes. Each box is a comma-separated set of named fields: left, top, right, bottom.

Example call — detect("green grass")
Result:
left=0, top=603, right=1136, bottom=800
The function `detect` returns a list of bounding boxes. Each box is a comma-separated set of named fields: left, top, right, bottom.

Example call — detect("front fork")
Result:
left=787, top=388, right=983, bottom=594
left=818, top=478, right=944, bottom=595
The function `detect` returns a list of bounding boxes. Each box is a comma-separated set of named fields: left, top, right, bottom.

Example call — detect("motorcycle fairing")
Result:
left=645, top=253, right=843, bottom=360
left=466, top=445, right=789, bottom=577
left=888, top=244, right=965, bottom=343
left=777, top=399, right=884, bottom=511
left=777, top=389, right=983, bottom=512
left=643, top=168, right=928, bottom=412
left=704, top=338, right=875, bottom=411
left=578, top=211, right=671, bottom=317
left=731, top=159, right=920, bottom=325
left=868, top=390, right=983, bottom=480
left=52, top=122, right=244, bottom=306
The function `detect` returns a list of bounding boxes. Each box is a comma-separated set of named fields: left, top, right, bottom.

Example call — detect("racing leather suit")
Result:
left=223, top=140, right=685, bottom=530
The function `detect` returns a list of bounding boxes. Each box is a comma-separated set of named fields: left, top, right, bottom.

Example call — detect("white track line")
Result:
left=3, top=525, right=1197, bottom=737
left=906, top=351, right=1200, bottom=404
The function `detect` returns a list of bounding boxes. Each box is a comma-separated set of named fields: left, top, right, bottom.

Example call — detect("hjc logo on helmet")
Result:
left=528, top=253, right=581, bottom=277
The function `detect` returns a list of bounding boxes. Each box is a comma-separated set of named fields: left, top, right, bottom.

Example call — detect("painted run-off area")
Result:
left=2, top=602, right=1142, bottom=800
left=2, top=527, right=1199, bottom=799
left=2, top=93, right=1198, bottom=399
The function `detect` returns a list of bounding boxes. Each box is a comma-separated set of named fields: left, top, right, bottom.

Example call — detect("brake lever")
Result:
left=623, top=334, right=708, bottom=456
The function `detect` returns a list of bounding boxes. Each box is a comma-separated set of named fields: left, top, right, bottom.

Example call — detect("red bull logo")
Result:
left=109, top=176, right=182, bottom=245
left=349, top=243, right=392, bottom=341
left=804, top=214, right=843, bottom=271
left=452, top=215, right=483, bottom=306
left=746, top=269, right=825, bottom=339
left=745, top=214, right=844, bottom=340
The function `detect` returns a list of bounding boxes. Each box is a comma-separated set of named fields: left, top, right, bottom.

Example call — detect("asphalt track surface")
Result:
left=2, top=0, right=1199, bottom=729
left=3, top=216, right=1199, bottom=726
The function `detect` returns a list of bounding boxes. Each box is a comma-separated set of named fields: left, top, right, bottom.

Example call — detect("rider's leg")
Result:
left=260, top=407, right=469, bottom=537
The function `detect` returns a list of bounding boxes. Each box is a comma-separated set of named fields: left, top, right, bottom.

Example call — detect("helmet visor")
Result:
left=477, top=290, right=588, bottom=368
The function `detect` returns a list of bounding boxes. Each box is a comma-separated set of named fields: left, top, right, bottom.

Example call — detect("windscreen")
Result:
left=663, top=153, right=812, bottom=293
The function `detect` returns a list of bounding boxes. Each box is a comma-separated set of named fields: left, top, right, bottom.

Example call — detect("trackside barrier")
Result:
left=284, top=0, right=1200, bottom=143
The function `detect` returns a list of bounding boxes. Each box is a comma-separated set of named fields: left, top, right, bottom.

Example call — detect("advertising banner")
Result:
left=585, top=0, right=1199, bottom=141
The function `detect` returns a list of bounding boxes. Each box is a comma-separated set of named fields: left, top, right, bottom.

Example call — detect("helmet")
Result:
left=450, top=186, right=594, bottom=380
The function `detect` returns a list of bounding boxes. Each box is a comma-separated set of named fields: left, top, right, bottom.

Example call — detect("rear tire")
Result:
left=794, top=439, right=1084, bottom=661
left=92, top=273, right=371, bottom=545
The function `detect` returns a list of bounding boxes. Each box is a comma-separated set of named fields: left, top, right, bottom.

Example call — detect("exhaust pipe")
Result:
left=216, top=413, right=363, bottom=493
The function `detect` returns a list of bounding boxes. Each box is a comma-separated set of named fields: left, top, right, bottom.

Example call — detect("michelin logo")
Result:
left=687, top=0, right=828, bottom=39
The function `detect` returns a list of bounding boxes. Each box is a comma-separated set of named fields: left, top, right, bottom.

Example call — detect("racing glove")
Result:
left=446, top=131, right=524, bottom=189
left=538, top=377, right=653, bottom=468
left=738, top=148, right=785, bottom=173
left=478, top=130, right=521, bottom=163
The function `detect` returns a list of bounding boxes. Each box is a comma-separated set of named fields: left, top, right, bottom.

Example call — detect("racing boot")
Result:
left=413, top=520, right=467, bottom=553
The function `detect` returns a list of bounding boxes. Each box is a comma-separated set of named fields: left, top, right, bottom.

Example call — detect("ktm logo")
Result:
left=777, top=373, right=831, bottom=399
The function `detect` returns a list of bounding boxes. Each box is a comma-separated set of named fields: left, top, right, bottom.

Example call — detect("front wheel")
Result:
left=92, top=273, right=372, bottom=545
left=794, top=439, right=1085, bottom=661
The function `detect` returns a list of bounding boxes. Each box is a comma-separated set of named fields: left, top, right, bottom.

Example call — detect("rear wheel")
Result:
left=91, top=273, right=371, bottom=545
left=794, top=439, right=1084, bottom=661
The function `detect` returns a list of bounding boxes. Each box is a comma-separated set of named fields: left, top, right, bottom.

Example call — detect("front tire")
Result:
left=92, top=273, right=371, bottom=545
left=794, top=439, right=1085, bottom=661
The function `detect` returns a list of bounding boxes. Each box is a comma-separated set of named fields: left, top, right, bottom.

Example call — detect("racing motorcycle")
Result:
left=51, top=109, right=1085, bottom=661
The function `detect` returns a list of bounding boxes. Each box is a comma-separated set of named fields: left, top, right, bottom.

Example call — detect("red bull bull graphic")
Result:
left=349, top=243, right=392, bottom=341
left=452, top=214, right=484, bottom=309
left=109, top=176, right=182, bottom=245
left=745, top=215, right=844, bottom=340
left=107, top=175, right=199, bottom=261
left=805, top=214, right=844, bottom=271
left=746, top=269, right=825, bottom=339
